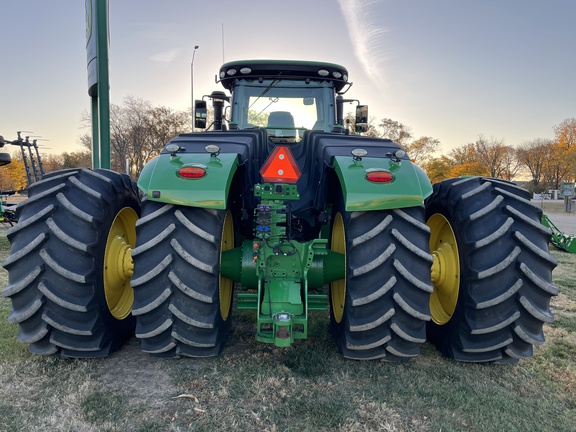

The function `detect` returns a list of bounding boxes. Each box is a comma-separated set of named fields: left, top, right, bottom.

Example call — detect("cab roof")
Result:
left=218, top=60, right=350, bottom=92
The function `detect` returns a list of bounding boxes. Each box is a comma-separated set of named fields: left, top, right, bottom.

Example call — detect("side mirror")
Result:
left=194, top=100, right=207, bottom=129
left=355, top=105, right=368, bottom=133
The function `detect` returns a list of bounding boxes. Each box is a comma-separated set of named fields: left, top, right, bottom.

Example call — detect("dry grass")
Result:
left=535, top=199, right=575, bottom=214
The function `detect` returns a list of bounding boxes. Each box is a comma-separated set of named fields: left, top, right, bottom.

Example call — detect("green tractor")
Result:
left=3, top=60, right=558, bottom=362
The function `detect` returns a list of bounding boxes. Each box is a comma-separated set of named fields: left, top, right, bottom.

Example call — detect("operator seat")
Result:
left=267, top=111, right=296, bottom=143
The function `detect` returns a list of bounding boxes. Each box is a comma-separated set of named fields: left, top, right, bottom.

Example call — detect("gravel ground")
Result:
left=543, top=212, right=576, bottom=236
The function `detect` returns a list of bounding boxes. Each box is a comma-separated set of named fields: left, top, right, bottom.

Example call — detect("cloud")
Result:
left=338, top=0, right=388, bottom=83
left=149, top=48, right=181, bottom=63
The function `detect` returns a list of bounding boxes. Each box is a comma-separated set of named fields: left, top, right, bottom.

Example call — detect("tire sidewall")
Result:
left=425, top=195, right=467, bottom=353
left=93, top=170, right=141, bottom=344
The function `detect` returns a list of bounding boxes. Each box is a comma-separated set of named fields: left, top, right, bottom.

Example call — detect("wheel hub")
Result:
left=104, top=207, right=138, bottom=320
left=219, top=211, right=234, bottom=321
left=330, top=212, right=346, bottom=323
left=427, top=213, right=460, bottom=325
left=108, top=235, right=134, bottom=280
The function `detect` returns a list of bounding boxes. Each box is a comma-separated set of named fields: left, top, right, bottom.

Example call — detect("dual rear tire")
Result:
left=3, top=169, right=140, bottom=357
left=329, top=203, right=433, bottom=361
left=424, top=177, right=557, bottom=363
left=3, top=175, right=234, bottom=359
left=130, top=200, right=234, bottom=357
left=329, top=177, right=557, bottom=363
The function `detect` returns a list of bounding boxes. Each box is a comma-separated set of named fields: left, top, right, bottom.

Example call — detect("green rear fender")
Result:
left=333, top=156, right=433, bottom=211
left=138, top=153, right=239, bottom=209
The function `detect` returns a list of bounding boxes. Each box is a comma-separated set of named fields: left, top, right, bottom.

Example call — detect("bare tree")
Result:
left=78, top=133, right=92, bottom=151
left=516, top=138, right=553, bottom=191
left=377, top=118, right=412, bottom=146
left=344, top=112, right=379, bottom=137
left=473, top=135, right=509, bottom=178
left=81, top=96, right=190, bottom=178
left=132, top=105, right=189, bottom=177
left=499, top=145, right=522, bottom=181
left=111, top=96, right=153, bottom=174
left=448, top=136, right=519, bottom=181
left=405, top=136, right=440, bottom=166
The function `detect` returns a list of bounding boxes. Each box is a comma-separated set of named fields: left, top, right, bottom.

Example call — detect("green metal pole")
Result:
left=95, top=0, right=111, bottom=169
left=87, top=0, right=111, bottom=170
left=91, top=97, right=100, bottom=169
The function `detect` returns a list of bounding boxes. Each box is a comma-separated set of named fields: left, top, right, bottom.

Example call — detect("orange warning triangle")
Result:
left=260, top=146, right=301, bottom=183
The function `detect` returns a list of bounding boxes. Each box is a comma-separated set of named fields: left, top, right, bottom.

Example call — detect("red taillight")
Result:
left=178, top=166, right=206, bottom=179
left=366, top=170, right=394, bottom=183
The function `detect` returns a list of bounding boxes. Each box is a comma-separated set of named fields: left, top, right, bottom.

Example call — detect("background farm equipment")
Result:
left=0, top=132, right=47, bottom=226
left=0, top=191, right=19, bottom=227
left=0, top=136, right=15, bottom=226
left=541, top=214, right=576, bottom=254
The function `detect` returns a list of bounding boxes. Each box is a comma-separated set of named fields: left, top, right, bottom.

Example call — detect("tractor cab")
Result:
left=195, top=60, right=368, bottom=138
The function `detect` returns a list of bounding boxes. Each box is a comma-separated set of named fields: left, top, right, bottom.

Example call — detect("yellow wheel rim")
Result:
left=104, top=207, right=138, bottom=320
left=330, top=212, right=346, bottom=323
left=427, top=213, right=460, bottom=325
left=219, top=211, right=234, bottom=321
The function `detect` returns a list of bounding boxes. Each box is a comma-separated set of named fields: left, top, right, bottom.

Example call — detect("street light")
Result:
left=191, top=45, right=199, bottom=132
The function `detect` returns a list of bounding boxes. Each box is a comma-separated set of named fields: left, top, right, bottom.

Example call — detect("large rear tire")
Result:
left=2, top=169, right=140, bottom=357
left=425, top=177, right=558, bottom=363
left=329, top=202, right=433, bottom=361
left=131, top=199, right=233, bottom=357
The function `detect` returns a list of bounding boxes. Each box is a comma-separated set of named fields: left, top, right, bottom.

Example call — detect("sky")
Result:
left=1, top=0, right=575, bottom=157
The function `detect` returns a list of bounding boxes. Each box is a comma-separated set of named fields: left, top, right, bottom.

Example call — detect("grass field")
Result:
left=535, top=199, right=575, bottom=215
left=1, top=228, right=575, bottom=432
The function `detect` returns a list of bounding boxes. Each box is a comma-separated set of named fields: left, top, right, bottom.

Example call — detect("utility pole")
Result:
left=191, top=45, right=199, bottom=131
